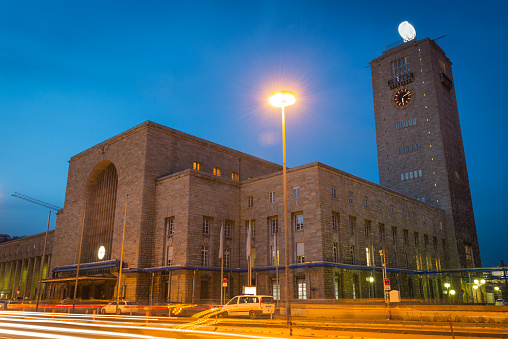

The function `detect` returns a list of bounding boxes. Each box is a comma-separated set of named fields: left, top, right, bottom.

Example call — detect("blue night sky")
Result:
left=0, top=1, right=506, bottom=267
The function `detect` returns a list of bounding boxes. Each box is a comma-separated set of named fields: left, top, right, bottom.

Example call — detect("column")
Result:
left=31, top=256, right=38, bottom=299
left=23, top=258, right=31, bottom=299
left=11, top=260, right=19, bottom=297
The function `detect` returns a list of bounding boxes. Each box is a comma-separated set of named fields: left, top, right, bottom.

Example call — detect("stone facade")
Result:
left=0, top=37, right=480, bottom=304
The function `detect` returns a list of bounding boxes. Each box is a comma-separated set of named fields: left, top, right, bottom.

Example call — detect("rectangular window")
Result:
left=232, top=172, right=239, bottom=181
left=424, top=234, right=429, bottom=248
left=416, top=143, right=419, bottom=150
left=167, top=246, right=173, bottom=266
left=295, top=214, right=304, bottom=231
left=391, top=56, right=410, bottom=83
left=272, top=280, right=280, bottom=300
left=402, top=209, right=406, bottom=219
left=392, top=227, right=397, bottom=244
left=165, top=217, right=175, bottom=236
left=296, top=242, right=305, bottom=263
left=224, top=248, right=230, bottom=268
left=213, top=167, right=221, bottom=176
left=225, top=222, right=232, bottom=237
left=414, top=232, right=419, bottom=247
left=293, top=186, right=300, bottom=199
left=413, top=170, right=417, bottom=178
left=271, top=245, right=280, bottom=266
left=401, top=173, right=404, bottom=181
left=402, top=147, right=406, bottom=154
left=332, top=213, right=339, bottom=231
left=348, top=191, right=354, bottom=203
left=332, top=186, right=337, bottom=198
left=270, top=217, right=279, bottom=234
left=403, top=229, right=408, bottom=245
left=349, top=216, right=356, bottom=234
left=440, top=221, right=443, bottom=230
left=405, top=173, right=409, bottom=180
left=406, top=146, right=410, bottom=153
left=408, top=119, right=412, bottom=126
left=379, top=224, right=385, bottom=242
left=247, top=196, right=253, bottom=208
left=366, top=247, right=371, bottom=266
left=297, top=278, right=307, bottom=299
left=251, top=220, right=256, bottom=237
left=193, top=161, right=201, bottom=171
left=364, top=219, right=371, bottom=237
left=409, top=171, right=413, bottom=179
left=251, top=247, right=256, bottom=267
left=399, top=148, right=401, bottom=154
left=378, top=201, right=382, bottom=212
left=333, top=242, right=338, bottom=262
left=201, top=246, right=209, bottom=266
left=391, top=206, right=394, bottom=215
left=404, top=121, right=407, bottom=127
left=268, top=191, right=275, bottom=203
left=202, top=217, right=211, bottom=234
left=350, top=245, right=355, bottom=264
left=422, top=215, right=426, bottom=225
left=418, top=169, right=422, bottom=177
left=433, top=237, right=438, bottom=251
left=411, top=145, right=414, bottom=152
left=413, top=118, right=416, bottom=125
left=364, top=196, right=368, bottom=208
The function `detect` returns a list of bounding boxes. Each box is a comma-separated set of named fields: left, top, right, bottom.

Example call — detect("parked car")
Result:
left=221, top=295, right=274, bottom=319
left=495, top=299, right=508, bottom=306
left=100, top=301, right=141, bottom=315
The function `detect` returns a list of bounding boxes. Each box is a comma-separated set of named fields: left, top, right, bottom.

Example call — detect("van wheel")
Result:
left=249, top=310, right=256, bottom=319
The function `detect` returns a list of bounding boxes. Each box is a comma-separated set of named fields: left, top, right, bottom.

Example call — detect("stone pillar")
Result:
left=23, top=258, right=31, bottom=299
left=11, top=260, right=19, bottom=297
left=31, top=256, right=38, bottom=299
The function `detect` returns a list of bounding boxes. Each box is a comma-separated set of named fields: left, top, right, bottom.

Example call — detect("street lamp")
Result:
left=444, top=283, right=451, bottom=304
left=450, top=289, right=456, bottom=304
left=269, top=91, right=296, bottom=324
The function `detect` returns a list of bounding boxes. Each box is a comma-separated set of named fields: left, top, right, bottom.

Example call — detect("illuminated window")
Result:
left=247, top=196, right=253, bottom=208
left=202, top=217, right=211, bottom=234
left=167, top=246, right=173, bottom=266
left=201, top=246, right=209, bottom=266
left=213, top=167, right=221, bottom=176
left=271, top=245, right=279, bottom=266
left=272, top=279, right=280, bottom=300
left=224, top=248, right=230, bottom=268
left=366, top=247, right=371, bottom=266
left=231, top=172, right=239, bottom=181
left=296, top=242, right=305, bottom=263
left=294, top=214, right=304, bottom=231
left=193, top=162, right=201, bottom=171
left=268, top=191, right=275, bottom=204
left=332, top=212, right=339, bottom=231
left=293, top=186, right=300, bottom=199
left=225, top=222, right=232, bottom=237
left=297, top=278, right=307, bottom=299
left=251, top=248, right=256, bottom=267
left=165, top=217, right=175, bottom=235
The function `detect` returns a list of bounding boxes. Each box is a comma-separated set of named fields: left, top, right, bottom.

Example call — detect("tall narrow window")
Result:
left=202, top=217, right=211, bottom=234
left=268, top=191, right=275, bottom=203
left=348, top=192, right=354, bottom=203
left=414, top=232, right=419, bottom=247
left=364, top=219, right=371, bottom=237
left=366, top=247, right=371, bottom=266
left=349, top=216, right=356, bottom=234
left=250, top=220, right=256, bottom=237
left=225, top=222, right=232, bottom=237
left=193, top=162, right=201, bottom=171
left=379, top=224, right=385, bottom=242
left=296, top=242, right=305, bottom=263
left=270, top=217, right=279, bottom=234
left=350, top=245, right=355, bottom=265
left=213, top=167, right=221, bottom=176
left=297, top=278, right=307, bottom=299
left=201, top=246, right=209, bottom=266
left=331, top=187, right=337, bottom=198
left=231, top=172, right=239, bottom=181
left=378, top=201, right=382, bottom=212
left=166, top=217, right=175, bottom=236
left=295, top=214, right=304, bottom=231
left=332, top=212, right=339, bottom=231
left=364, top=196, right=368, bottom=208
left=403, top=229, right=408, bottom=245
left=251, top=248, right=256, bottom=267
left=271, top=245, right=279, bottom=266
left=272, top=279, right=280, bottom=300
left=333, top=242, right=338, bottom=262
left=392, top=227, right=397, bottom=244
left=247, top=196, right=253, bottom=208
left=166, top=246, right=173, bottom=266
left=224, top=248, right=230, bottom=268
left=293, top=186, right=300, bottom=199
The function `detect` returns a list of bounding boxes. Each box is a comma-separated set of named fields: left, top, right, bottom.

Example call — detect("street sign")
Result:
left=223, top=278, right=228, bottom=283
left=384, top=279, right=390, bottom=285
left=384, top=284, right=391, bottom=291
left=222, top=282, right=227, bottom=287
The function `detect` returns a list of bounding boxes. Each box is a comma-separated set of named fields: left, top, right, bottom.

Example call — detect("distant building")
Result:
left=0, top=235, right=10, bottom=243
left=0, top=36, right=480, bottom=303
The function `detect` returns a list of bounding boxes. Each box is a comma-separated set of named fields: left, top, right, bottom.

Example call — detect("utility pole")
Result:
left=379, top=250, right=390, bottom=308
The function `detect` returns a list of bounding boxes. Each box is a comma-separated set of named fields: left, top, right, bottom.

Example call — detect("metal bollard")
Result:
left=52, top=309, right=55, bottom=319
left=93, top=309, right=96, bottom=322
left=146, top=310, right=149, bottom=325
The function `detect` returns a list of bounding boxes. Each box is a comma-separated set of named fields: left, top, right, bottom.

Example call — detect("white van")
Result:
left=222, top=295, right=275, bottom=319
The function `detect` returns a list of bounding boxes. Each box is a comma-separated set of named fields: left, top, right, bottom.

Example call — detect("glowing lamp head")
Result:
left=473, top=285, right=478, bottom=290
left=398, top=21, right=416, bottom=42
left=450, top=290, right=456, bottom=295
left=495, top=287, right=500, bottom=291
left=98, top=245, right=106, bottom=260
left=269, top=91, right=296, bottom=108
left=480, top=279, right=486, bottom=284
left=369, top=277, right=374, bottom=283
left=474, top=279, right=479, bottom=285
left=444, top=283, right=450, bottom=288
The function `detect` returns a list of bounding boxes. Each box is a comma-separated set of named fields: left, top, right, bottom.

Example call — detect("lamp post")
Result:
left=449, top=289, right=456, bottom=304
left=269, top=91, right=296, bottom=324
left=444, top=283, right=450, bottom=304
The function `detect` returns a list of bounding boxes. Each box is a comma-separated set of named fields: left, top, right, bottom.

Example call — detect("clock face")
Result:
left=98, top=246, right=106, bottom=260
left=393, top=88, right=413, bottom=108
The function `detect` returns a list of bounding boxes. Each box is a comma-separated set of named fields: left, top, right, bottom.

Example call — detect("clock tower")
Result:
left=370, top=30, right=480, bottom=269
